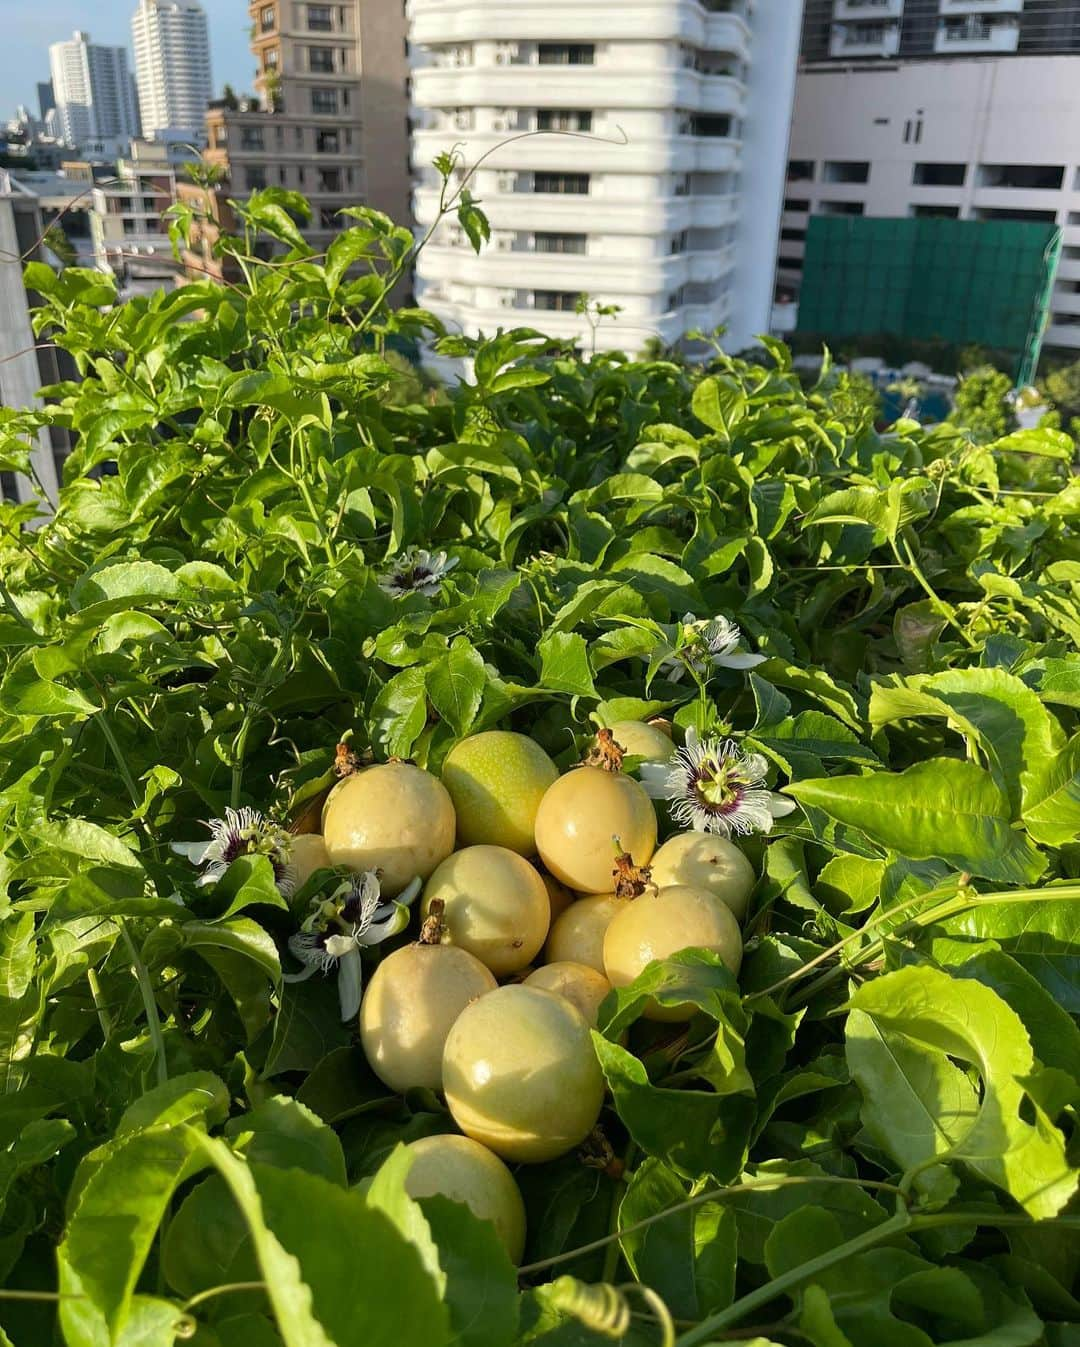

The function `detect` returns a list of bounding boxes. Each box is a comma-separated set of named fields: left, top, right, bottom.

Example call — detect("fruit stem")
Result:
left=586, top=728, right=625, bottom=773
left=418, top=898, right=446, bottom=945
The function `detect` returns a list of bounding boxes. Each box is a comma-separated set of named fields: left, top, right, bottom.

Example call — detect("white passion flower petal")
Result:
left=336, top=946, right=364, bottom=1021
left=647, top=733, right=795, bottom=838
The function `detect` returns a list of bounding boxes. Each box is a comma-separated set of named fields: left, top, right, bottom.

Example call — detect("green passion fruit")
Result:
left=420, top=844, right=549, bottom=976
left=322, top=762, right=456, bottom=896
left=442, top=984, right=604, bottom=1163
left=534, top=766, right=657, bottom=894
left=359, top=941, right=497, bottom=1093
left=403, top=1133, right=527, bottom=1263
left=648, top=831, right=756, bottom=922
left=602, top=883, right=743, bottom=1021
left=441, top=731, right=558, bottom=856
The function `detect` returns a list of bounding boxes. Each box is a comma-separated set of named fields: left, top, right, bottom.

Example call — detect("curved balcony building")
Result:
left=407, top=0, right=802, bottom=353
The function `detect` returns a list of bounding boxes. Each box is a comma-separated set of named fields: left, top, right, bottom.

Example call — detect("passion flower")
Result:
left=378, top=546, right=459, bottom=598
left=640, top=730, right=795, bottom=838
left=285, top=870, right=422, bottom=1020
left=660, top=612, right=765, bottom=683
left=171, top=807, right=293, bottom=893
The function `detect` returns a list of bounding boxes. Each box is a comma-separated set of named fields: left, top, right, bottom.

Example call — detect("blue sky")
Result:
left=4, top=1, right=252, bottom=118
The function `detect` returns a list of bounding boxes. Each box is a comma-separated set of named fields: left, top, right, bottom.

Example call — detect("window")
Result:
left=275, top=125, right=283, bottom=147
left=1069, top=212, right=1080, bottom=226
left=538, top=43, right=594, bottom=65
left=974, top=206, right=1057, bottom=222
left=780, top=227, right=806, bottom=242
left=319, top=206, right=338, bottom=229
left=307, top=4, right=333, bottom=30
left=911, top=203, right=961, bottom=218
left=246, top=167, right=267, bottom=190
left=260, top=5, right=275, bottom=32
left=263, top=47, right=279, bottom=70
left=533, top=290, right=580, bottom=311
left=240, top=126, right=264, bottom=151
left=536, top=109, right=592, bottom=132
left=309, top=47, right=335, bottom=72
left=295, top=127, right=304, bottom=147
left=533, top=172, right=589, bottom=195
left=691, top=115, right=733, bottom=138
left=823, top=161, right=870, bottom=184
left=784, top=198, right=810, bottom=212
left=534, top=232, right=587, bottom=253
left=818, top=200, right=864, bottom=216
left=318, top=167, right=342, bottom=192
left=913, top=162, right=966, bottom=187
left=788, top=160, right=814, bottom=181
left=311, top=88, right=338, bottom=114
left=316, top=129, right=340, bottom=153
left=342, top=87, right=350, bottom=110
left=670, top=230, right=688, bottom=254
left=1051, top=312, right=1080, bottom=327
left=977, top=163, right=1064, bottom=190
left=278, top=167, right=287, bottom=184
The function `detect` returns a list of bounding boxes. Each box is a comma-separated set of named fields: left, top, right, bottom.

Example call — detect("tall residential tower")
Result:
left=48, top=31, right=140, bottom=155
left=407, top=0, right=802, bottom=354
left=132, top=0, right=213, bottom=143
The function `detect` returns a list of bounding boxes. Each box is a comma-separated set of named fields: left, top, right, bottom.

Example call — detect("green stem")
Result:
left=120, top=920, right=168, bottom=1088
left=601, top=1142, right=636, bottom=1283
left=86, top=967, right=113, bottom=1041
left=516, top=1175, right=904, bottom=1278
left=674, top=1208, right=1080, bottom=1347
left=674, top=1210, right=912, bottom=1346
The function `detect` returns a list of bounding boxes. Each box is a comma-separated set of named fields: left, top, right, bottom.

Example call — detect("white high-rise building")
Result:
left=48, top=31, right=140, bottom=154
left=132, top=0, right=213, bottom=144
left=407, top=0, right=802, bottom=354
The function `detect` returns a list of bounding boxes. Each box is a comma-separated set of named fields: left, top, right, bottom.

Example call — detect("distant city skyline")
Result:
left=3, top=1, right=250, bottom=121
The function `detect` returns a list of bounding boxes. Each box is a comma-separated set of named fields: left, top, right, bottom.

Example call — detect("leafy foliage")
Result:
left=0, top=184, right=1078, bottom=1347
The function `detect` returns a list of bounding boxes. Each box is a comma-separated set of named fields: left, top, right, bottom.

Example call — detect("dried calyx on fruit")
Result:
left=584, top=727, right=625, bottom=772
left=611, top=844, right=653, bottom=899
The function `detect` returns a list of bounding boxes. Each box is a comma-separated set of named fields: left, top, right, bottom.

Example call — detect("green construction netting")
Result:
left=796, top=216, right=1061, bottom=383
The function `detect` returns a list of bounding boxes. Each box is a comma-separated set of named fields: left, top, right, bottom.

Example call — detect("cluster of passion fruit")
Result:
left=294, top=723, right=756, bottom=1264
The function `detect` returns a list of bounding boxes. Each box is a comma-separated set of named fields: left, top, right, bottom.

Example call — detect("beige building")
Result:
left=90, top=138, right=177, bottom=294
left=205, top=0, right=411, bottom=246
left=779, top=55, right=1080, bottom=351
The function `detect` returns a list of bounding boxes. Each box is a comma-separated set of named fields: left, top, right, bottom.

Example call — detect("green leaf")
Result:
left=0, top=650, right=97, bottom=717
left=592, top=1035, right=754, bottom=1183
left=426, top=640, right=486, bottom=737
left=939, top=897, right=1080, bottom=1013
left=619, top=1157, right=735, bottom=1320
left=263, top=974, right=352, bottom=1078
left=785, top=759, right=1046, bottom=885
left=115, top=1072, right=230, bottom=1137
left=58, top=1126, right=204, bottom=1343
left=849, top=965, right=1078, bottom=1217
left=538, top=631, right=597, bottom=698
left=420, top=1195, right=519, bottom=1347
left=225, top=1096, right=346, bottom=1186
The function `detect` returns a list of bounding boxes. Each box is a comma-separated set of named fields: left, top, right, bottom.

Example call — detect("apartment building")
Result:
left=778, top=54, right=1080, bottom=350
left=204, top=0, right=410, bottom=246
left=802, top=0, right=1080, bottom=63
left=132, top=0, right=213, bottom=143
left=48, top=31, right=140, bottom=157
left=90, top=139, right=177, bottom=295
left=407, top=0, right=802, bottom=354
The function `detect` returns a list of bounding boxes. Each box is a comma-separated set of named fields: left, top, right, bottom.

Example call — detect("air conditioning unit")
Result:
left=499, top=293, right=515, bottom=307
left=494, top=42, right=519, bottom=64
left=454, top=111, right=472, bottom=130
left=491, top=116, right=508, bottom=132
left=496, top=235, right=512, bottom=251
left=497, top=172, right=517, bottom=192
